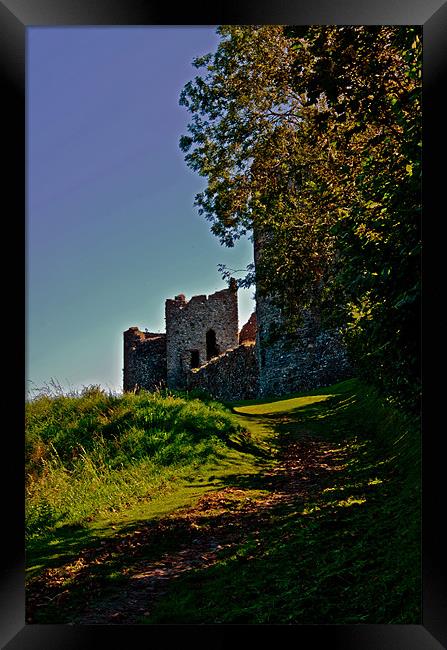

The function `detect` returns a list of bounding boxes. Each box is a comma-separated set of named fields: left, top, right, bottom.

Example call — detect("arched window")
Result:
left=190, top=350, right=200, bottom=368
left=206, top=329, right=219, bottom=360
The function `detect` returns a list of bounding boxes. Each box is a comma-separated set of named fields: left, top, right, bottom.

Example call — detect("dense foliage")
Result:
left=180, top=26, right=421, bottom=411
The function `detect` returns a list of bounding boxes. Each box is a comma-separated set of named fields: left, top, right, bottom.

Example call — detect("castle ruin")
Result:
left=165, top=278, right=239, bottom=390
left=123, top=273, right=352, bottom=400
left=124, top=278, right=257, bottom=398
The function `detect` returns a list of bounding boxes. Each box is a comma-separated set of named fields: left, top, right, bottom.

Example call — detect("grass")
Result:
left=26, top=379, right=421, bottom=625
left=25, top=385, right=273, bottom=581
left=143, top=379, right=421, bottom=624
left=26, top=385, right=248, bottom=534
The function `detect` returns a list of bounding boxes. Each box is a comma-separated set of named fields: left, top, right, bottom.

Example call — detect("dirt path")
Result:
left=27, top=428, right=341, bottom=624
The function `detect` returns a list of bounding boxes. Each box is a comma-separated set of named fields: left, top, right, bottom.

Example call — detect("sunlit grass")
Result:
left=25, top=386, right=253, bottom=538
left=233, top=393, right=333, bottom=415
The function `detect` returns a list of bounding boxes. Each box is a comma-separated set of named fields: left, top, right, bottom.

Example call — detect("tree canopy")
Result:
left=180, top=25, right=421, bottom=412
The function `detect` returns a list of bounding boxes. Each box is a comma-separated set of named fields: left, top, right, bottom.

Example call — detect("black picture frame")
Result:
left=3, top=0, right=445, bottom=648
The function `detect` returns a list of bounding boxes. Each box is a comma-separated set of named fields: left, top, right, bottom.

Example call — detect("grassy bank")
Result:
left=25, top=386, right=255, bottom=539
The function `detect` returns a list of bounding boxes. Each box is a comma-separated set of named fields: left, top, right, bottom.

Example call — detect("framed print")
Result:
left=2, top=0, right=445, bottom=648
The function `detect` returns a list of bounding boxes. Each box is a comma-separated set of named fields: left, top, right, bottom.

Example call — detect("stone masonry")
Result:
left=165, top=279, right=239, bottom=390
left=124, top=280, right=245, bottom=394
left=187, top=341, right=259, bottom=401
left=253, top=230, right=352, bottom=398
left=123, top=234, right=352, bottom=400
left=239, top=312, right=257, bottom=344
left=123, top=328, right=166, bottom=392
left=255, top=298, right=352, bottom=397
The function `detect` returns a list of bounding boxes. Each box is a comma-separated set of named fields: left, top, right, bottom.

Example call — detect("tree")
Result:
left=292, top=26, right=422, bottom=409
left=180, top=25, right=421, bottom=411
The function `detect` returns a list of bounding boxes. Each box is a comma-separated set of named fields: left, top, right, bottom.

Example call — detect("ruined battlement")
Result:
left=166, top=282, right=237, bottom=312
left=123, top=280, right=247, bottom=395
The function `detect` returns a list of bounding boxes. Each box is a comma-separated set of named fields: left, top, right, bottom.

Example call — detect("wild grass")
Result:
left=25, top=385, right=244, bottom=538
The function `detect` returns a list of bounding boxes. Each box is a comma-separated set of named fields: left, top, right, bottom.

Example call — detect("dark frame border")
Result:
left=2, top=0, right=445, bottom=647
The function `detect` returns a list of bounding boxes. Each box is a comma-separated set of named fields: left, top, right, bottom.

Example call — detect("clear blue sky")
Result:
left=27, top=27, right=255, bottom=395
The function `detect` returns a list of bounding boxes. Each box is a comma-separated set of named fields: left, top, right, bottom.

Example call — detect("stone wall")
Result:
left=254, top=229, right=352, bottom=398
left=256, top=301, right=352, bottom=397
left=123, top=327, right=167, bottom=392
left=123, top=252, right=352, bottom=400
left=165, top=280, right=239, bottom=390
left=187, top=341, right=259, bottom=401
